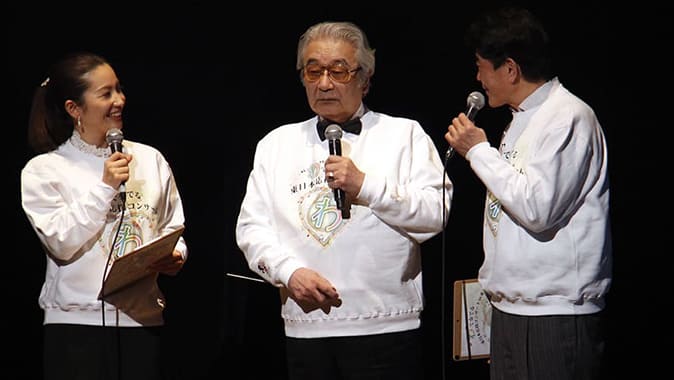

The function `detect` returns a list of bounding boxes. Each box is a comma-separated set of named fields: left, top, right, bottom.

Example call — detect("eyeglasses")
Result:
left=302, top=63, right=361, bottom=83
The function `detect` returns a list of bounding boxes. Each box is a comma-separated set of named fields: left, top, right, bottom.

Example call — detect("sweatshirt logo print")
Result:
left=110, top=222, right=143, bottom=260
left=299, top=187, right=344, bottom=246
left=486, top=144, right=524, bottom=237
left=486, top=191, right=501, bottom=236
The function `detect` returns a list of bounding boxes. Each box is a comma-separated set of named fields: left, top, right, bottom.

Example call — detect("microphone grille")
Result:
left=467, top=91, right=486, bottom=110
left=105, top=128, right=124, bottom=144
left=324, top=124, right=343, bottom=140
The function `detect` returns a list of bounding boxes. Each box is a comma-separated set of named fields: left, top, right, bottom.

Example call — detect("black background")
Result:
left=5, top=2, right=667, bottom=379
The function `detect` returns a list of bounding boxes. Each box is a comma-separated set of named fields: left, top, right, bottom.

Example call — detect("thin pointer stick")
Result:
left=226, top=273, right=266, bottom=283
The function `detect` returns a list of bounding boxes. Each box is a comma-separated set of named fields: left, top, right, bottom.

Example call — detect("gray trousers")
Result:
left=490, top=307, right=606, bottom=380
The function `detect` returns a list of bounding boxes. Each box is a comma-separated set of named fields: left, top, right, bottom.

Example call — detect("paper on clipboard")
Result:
left=98, top=225, right=184, bottom=299
left=452, top=278, right=492, bottom=361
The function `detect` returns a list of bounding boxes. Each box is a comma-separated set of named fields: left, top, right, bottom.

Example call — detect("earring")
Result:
left=77, top=117, right=83, bottom=133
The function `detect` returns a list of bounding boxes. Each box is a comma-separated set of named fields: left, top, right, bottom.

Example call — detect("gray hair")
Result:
left=296, top=21, right=375, bottom=92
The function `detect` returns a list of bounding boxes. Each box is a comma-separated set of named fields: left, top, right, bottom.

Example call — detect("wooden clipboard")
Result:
left=452, top=279, right=492, bottom=361
left=98, top=226, right=184, bottom=299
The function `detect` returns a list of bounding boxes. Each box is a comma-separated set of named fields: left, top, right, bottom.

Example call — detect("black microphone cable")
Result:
left=99, top=204, right=125, bottom=380
left=439, top=151, right=452, bottom=380
left=100, top=206, right=125, bottom=327
left=102, top=127, right=128, bottom=380
left=438, top=91, right=485, bottom=379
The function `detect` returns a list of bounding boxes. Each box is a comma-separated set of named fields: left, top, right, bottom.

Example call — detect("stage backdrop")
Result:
left=6, top=2, right=664, bottom=379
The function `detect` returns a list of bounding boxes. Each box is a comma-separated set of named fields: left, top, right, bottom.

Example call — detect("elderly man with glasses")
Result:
left=235, top=21, right=452, bottom=380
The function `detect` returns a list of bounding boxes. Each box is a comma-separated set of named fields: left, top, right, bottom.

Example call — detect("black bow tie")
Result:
left=317, top=118, right=362, bottom=141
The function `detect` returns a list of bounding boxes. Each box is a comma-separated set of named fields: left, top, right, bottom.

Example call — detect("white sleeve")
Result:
left=234, top=139, right=302, bottom=287
left=357, top=122, right=452, bottom=243
left=20, top=160, right=117, bottom=261
left=468, top=108, right=604, bottom=233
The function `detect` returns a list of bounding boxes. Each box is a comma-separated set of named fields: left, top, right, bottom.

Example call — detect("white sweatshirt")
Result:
left=236, top=109, right=452, bottom=338
left=466, top=78, right=612, bottom=316
left=21, top=131, right=187, bottom=327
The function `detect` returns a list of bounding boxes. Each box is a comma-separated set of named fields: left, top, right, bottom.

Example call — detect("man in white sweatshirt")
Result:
left=236, top=21, right=452, bottom=380
left=445, top=7, right=612, bottom=380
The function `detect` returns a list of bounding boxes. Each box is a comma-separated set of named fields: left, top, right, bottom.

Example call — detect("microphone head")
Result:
left=105, top=128, right=124, bottom=153
left=105, top=128, right=124, bottom=144
left=324, top=124, right=343, bottom=140
left=467, top=91, right=485, bottom=111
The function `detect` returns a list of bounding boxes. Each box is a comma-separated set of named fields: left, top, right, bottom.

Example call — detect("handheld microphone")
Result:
left=325, top=124, right=350, bottom=219
left=105, top=128, right=126, bottom=195
left=446, top=91, right=485, bottom=160
left=106, top=128, right=124, bottom=154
